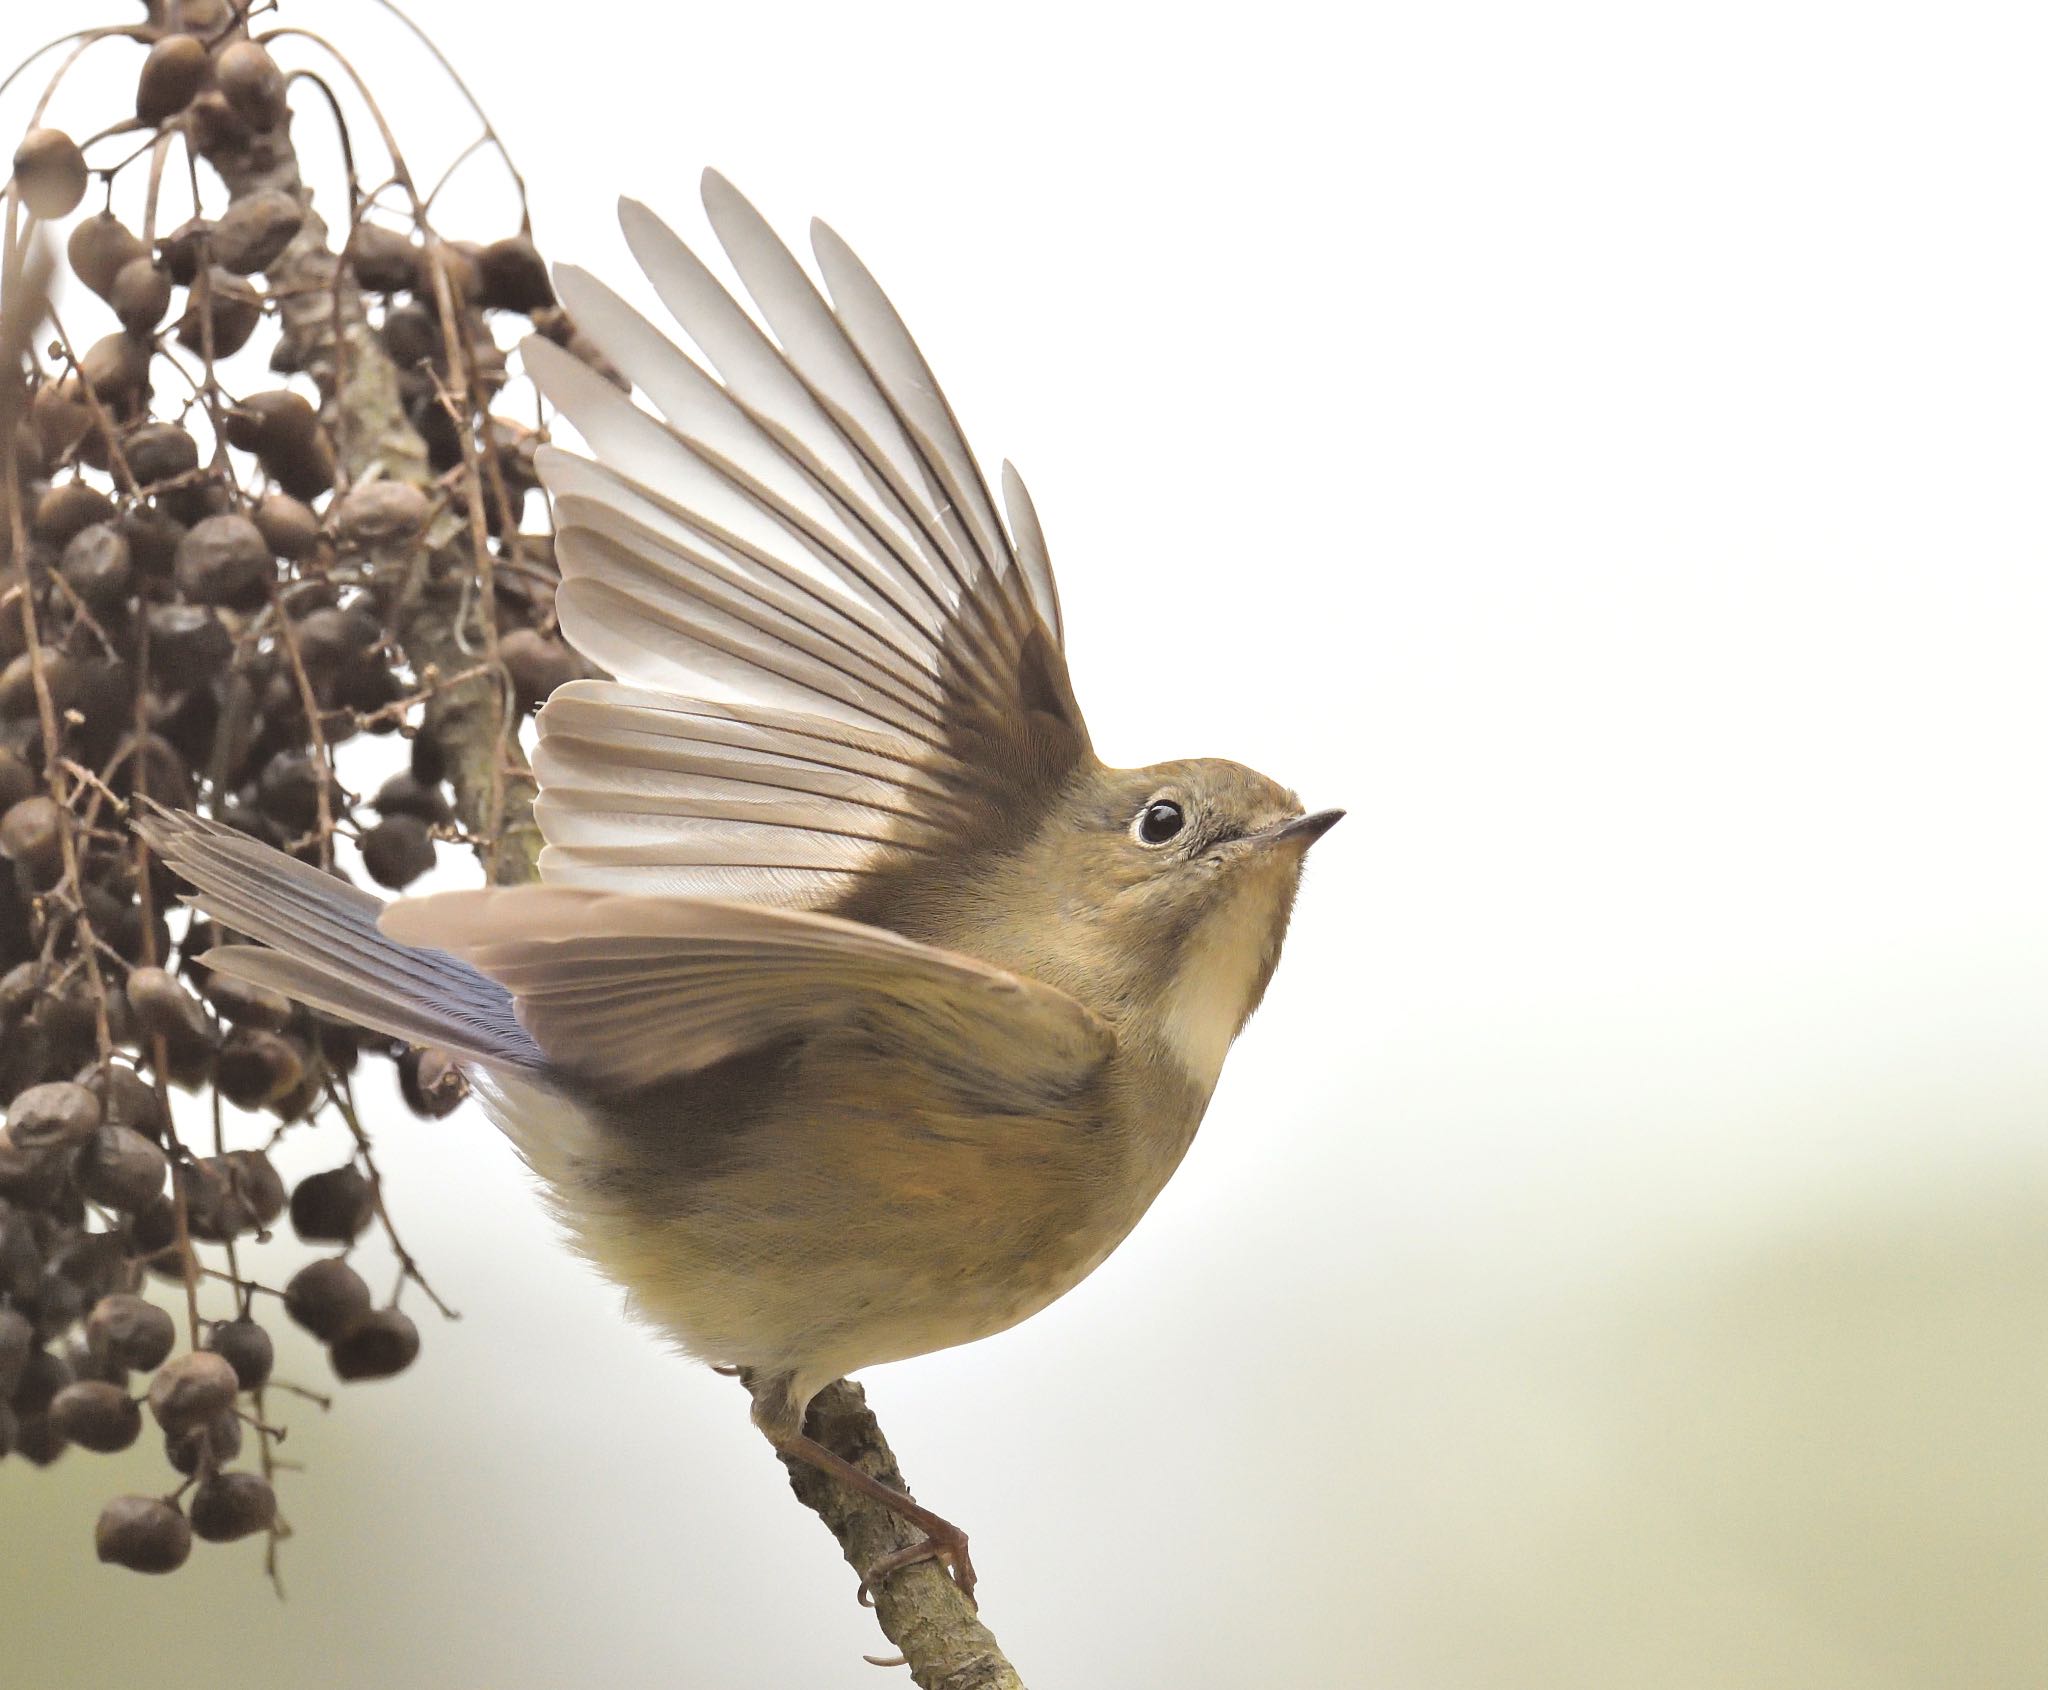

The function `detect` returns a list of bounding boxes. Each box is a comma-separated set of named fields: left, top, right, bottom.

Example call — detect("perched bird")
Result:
left=140, top=170, right=1340, bottom=1600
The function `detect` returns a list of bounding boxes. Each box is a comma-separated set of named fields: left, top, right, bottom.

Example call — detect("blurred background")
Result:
left=6, top=1, right=2048, bottom=1685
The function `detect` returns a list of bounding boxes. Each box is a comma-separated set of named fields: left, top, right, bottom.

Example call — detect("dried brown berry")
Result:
left=226, top=389, right=334, bottom=499
left=30, top=1272, right=86, bottom=1343
left=500, top=627, right=580, bottom=711
left=1, top=646, right=84, bottom=724
left=0, top=796, right=66, bottom=888
left=174, top=267, right=262, bottom=357
left=331, top=479, right=429, bottom=548
left=64, top=1336, right=129, bottom=1390
left=255, top=749, right=338, bottom=831
left=290, top=1164, right=374, bottom=1244
left=292, top=604, right=381, bottom=672
left=81, top=332, right=153, bottom=411
left=86, top=1064, right=167, bottom=1144
left=37, top=960, right=107, bottom=1044
left=34, top=478, right=117, bottom=546
left=0, top=1306, right=33, bottom=1397
left=50, top=1380, right=142, bottom=1453
left=156, top=216, right=210, bottom=287
left=380, top=301, right=441, bottom=369
left=29, top=380, right=97, bottom=469
left=190, top=1469, right=277, bottom=1541
left=211, top=189, right=304, bottom=276
left=283, top=1256, right=371, bottom=1340
left=79, top=1125, right=169, bottom=1212
left=49, top=1230, right=126, bottom=1300
left=215, top=1020, right=309, bottom=1114
left=86, top=1294, right=176, bottom=1373
left=13, top=128, right=88, bottom=221
left=110, top=258, right=175, bottom=335
left=164, top=1406, right=241, bottom=1475
left=407, top=731, right=448, bottom=790
left=68, top=213, right=149, bottom=301
left=373, top=771, right=454, bottom=826
left=253, top=491, right=321, bottom=561
left=126, top=966, right=212, bottom=1046
left=96, top=1495, right=192, bottom=1572
left=120, top=505, right=184, bottom=577
left=183, top=1147, right=288, bottom=1239
left=60, top=523, right=134, bottom=612
left=0, top=746, right=31, bottom=813
left=8, top=1081, right=102, bottom=1156
left=399, top=1046, right=468, bottom=1118
left=222, top=387, right=308, bottom=451
left=174, top=512, right=273, bottom=608
left=173, top=1160, right=239, bottom=1244
left=146, top=601, right=232, bottom=676
left=126, top=421, right=202, bottom=489
left=483, top=416, right=542, bottom=497
left=361, top=812, right=435, bottom=889
left=199, top=972, right=293, bottom=1031
left=347, top=222, right=422, bottom=292
left=158, top=468, right=227, bottom=527
left=215, top=39, right=287, bottom=130
left=146, top=1350, right=239, bottom=1434
left=136, top=35, right=210, bottom=126
left=0, top=1212, right=42, bottom=1298
left=0, top=1130, right=60, bottom=1205
left=476, top=235, right=555, bottom=313
left=13, top=1345, right=75, bottom=1413
left=15, top=1407, right=67, bottom=1464
left=230, top=1149, right=288, bottom=1228
left=205, top=1318, right=273, bottom=1391
left=329, top=1306, right=419, bottom=1381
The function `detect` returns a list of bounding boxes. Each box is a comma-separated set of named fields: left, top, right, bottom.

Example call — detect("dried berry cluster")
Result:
left=1, top=0, right=584, bottom=1576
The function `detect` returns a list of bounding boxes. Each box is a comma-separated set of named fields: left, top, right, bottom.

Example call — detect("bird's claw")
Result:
left=856, top=1526, right=977, bottom=1608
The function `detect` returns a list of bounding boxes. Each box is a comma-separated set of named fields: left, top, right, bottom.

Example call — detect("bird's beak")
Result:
left=1265, top=808, right=1345, bottom=853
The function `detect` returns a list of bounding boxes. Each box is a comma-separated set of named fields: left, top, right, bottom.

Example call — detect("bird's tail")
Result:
left=135, top=804, right=544, bottom=1072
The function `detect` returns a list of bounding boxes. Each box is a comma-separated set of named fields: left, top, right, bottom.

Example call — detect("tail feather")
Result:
left=135, top=804, right=544, bottom=1071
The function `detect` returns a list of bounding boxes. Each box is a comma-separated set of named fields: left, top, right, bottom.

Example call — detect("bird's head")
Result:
left=988, top=758, right=1341, bottom=1091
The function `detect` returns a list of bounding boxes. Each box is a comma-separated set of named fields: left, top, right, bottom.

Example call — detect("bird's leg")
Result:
left=743, top=1367, right=976, bottom=1605
left=770, top=1430, right=978, bottom=1606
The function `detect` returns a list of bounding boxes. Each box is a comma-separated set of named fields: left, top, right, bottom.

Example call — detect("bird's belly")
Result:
left=493, top=1063, right=1165, bottom=1384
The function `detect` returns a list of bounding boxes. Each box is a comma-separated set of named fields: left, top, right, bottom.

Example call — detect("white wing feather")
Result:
left=529, top=174, right=1087, bottom=907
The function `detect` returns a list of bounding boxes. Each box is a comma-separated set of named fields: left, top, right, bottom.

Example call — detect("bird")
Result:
left=139, top=169, right=1341, bottom=1602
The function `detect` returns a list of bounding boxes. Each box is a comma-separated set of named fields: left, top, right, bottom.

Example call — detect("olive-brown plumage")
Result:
left=140, top=170, right=1338, bottom=1601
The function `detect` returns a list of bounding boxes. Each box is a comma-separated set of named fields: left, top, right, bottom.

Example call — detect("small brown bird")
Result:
left=141, top=170, right=1339, bottom=1600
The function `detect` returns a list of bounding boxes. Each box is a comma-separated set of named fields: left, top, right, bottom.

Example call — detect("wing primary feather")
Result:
left=547, top=469, right=940, bottom=694
left=540, top=682, right=960, bottom=794
left=554, top=499, right=945, bottom=726
left=1000, top=459, right=1064, bottom=644
left=523, top=191, right=1095, bottom=906
left=617, top=198, right=962, bottom=620
left=631, top=191, right=1038, bottom=710
left=809, top=216, right=1016, bottom=586
left=529, top=342, right=944, bottom=646
left=700, top=171, right=987, bottom=600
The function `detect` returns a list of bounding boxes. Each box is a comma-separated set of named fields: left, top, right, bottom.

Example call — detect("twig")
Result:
left=326, top=1072, right=456, bottom=1320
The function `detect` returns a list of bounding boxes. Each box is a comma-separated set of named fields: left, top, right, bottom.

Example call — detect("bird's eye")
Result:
left=1135, top=799, right=1185, bottom=845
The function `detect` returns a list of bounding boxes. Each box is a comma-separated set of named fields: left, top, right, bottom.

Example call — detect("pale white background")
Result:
left=7, top=2, right=2048, bottom=1686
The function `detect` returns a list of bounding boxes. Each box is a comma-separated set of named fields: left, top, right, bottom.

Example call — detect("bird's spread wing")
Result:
left=525, top=171, right=1090, bottom=908
left=380, top=887, right=1114, bottom=1097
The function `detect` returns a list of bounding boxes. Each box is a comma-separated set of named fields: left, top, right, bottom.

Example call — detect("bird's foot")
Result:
left=857, top=1522, right=977, bottom=1608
